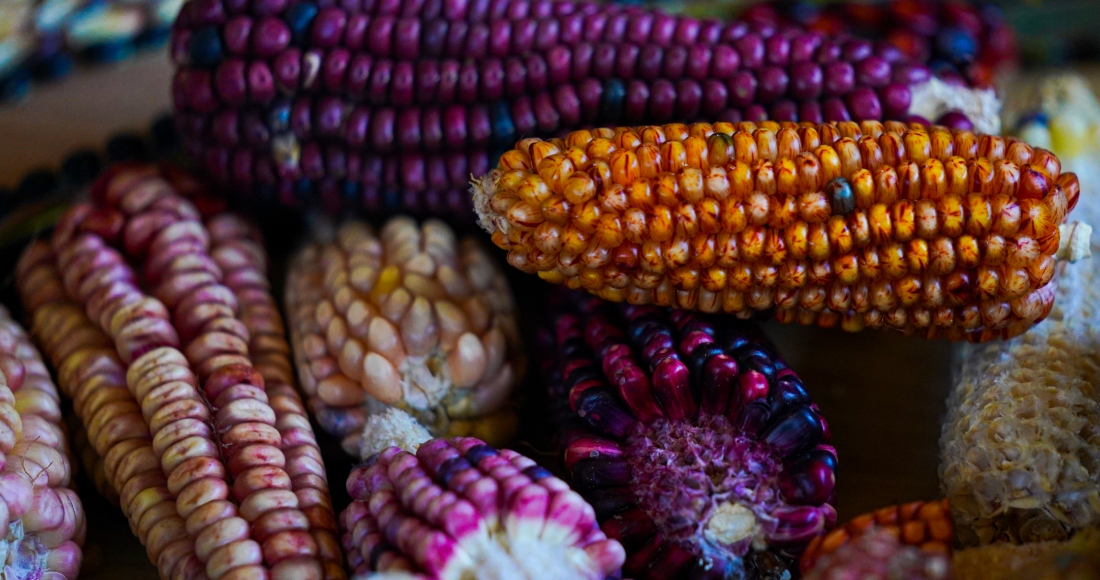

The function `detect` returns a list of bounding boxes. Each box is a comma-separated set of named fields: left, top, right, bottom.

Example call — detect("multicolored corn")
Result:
left=285, top=216, right=524, bottom=457
left=168, top=0, right=998, bottom=216
left=0, top=0, right=182, bottom=101
left=339, top=435, right=626, bottom=579
left=737, top=0, right=1018, bottom=89
left=0, top=304, right=85, bottom=580
left=800, top=499, right=955, bottom=573
left=474, top=121, right=1088, bottom=342
left=16, top=162, right=345, bottom=579
left=544, top=289, right=836, bottom=578
left=803, top=527, right=953, bottom=580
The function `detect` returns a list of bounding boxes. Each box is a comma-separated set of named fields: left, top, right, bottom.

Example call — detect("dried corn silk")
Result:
left=940, top=75, right=1100, bottom=546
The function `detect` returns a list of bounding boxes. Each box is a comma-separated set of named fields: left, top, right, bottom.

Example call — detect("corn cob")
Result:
left=168, top=0, right=999, bottom=218
left=474, top=120, right=1088, bottom=342
left=952, top=527, right=1100, bottom=580
left=0, top=304, right=85, bottom=580
left=69, top=412, right=121, bottom=505
left=339, top=435, right=626, bottom=579
left=803, top=527, right=953, bottom=580
left=16, top=162, right=345, bottom=579
left=736, top=0, right=1017, bottom=89
left=800, top=499, right=954, bottom=573
left=284, top=216, right=524, bottom=458
left=0, top=0, right=182, bottom=101
left=939, top=75, right=1100, bottom=547
left=542, top=289, right=836, bottom=579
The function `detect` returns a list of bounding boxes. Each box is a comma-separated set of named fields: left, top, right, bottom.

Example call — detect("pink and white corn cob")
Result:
left=16, top=162, right=343, bottom=580
left=0, top=305, right=85, bottom=580
left=340, top=435, right=626, bottom=579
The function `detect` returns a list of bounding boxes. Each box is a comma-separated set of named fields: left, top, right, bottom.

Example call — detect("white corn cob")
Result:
left=940, top=73, right=1100, bottom=546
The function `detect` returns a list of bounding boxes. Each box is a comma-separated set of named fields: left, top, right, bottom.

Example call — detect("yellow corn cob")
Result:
left=940, top=76, right=1100, bottom=546
left=952, top=527, right=1100, bottom=580
left=473, top=120, right=1087, bottom=342
left=285, top=216, right=524, bottom=458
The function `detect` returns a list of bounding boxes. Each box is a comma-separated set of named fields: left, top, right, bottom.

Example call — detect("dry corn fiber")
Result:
left=543, top=289, right=836, bottom=579
left=285, top=216, right=525, bottom=458
left=167, top=0, right=997, bottom=216
left=474, top=120, right=1085, bottom=342
left=340, top=435, right=626, bottom=579
left=939, top=74, right=1100, bottom=548
left=0, top=305, right=85, bottom=580
left=15, top=162, right=344, bottom=580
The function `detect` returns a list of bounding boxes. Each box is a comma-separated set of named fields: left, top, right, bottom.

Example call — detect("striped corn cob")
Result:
left=0, top=304, right=85, bottom=580
left=939, top=75, right=1100, bottom=547
left=737, top=0, right=1017, bottom=89
left=800, top=499, right=954, bottom=573
left=16, top=162, right=345, bottom=579
left=167, top=0, right=998, bottom=217
left=474, top=120, right=1088, bottom=342
left=543, top=289, right=836, bottom=579
left=803, top=527, right=953, bottom=580
left=284, top=216, right=524, bottom=458
left=339, top=435, right=626, bottom=578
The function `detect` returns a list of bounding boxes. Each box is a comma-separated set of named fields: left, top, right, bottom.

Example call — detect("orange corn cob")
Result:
left=801, top=499, right=955, bottom=573
left=473, top=120, right=1087, bottom=342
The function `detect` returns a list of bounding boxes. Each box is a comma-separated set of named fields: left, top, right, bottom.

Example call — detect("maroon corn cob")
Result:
left=0, top=304, right=85, bottom=580
left=168, top=0, right=997, bottom=217
left=803, top=528, right=953, bottom=580
left=16, top=162, right=345, bottom=580
left=543, top=289, right=836, bottom=579
left=340, top=435, right=626, bottom=579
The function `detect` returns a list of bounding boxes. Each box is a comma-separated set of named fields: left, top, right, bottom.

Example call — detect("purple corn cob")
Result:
left=543, top=289, right=837, bottom=579
left=339, top=435, right=626, bottom=579
left=169, top=0, right=997, bottom=217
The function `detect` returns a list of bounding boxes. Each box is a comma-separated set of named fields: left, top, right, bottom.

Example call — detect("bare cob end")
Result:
left=340, top=436, right=625, bottom=579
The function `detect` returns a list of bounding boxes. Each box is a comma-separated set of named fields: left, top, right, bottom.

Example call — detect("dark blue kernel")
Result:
left=360, top=454, right=380, bottom=469
left=435, top=457, right=472, bottom=487
left=733, top=400, right=772, bottom=439
left=566, top=366, right=603, bottom=389
left=587, top=485, right=636, bottom=520
left=294, top=178, right=313, bottom=199
left=687, top=343, right=725, bottom=383
left=150, top=114, right=179, bottom=152
left=826, top=177, right=855, bottom=216
left=381, top=188, right=402, bottom=212
left=489, top=101, right=515, bottom=148
left=189, top=27, right=224, bottom=68
left=0, top=69, right=32, bottom=102
left=599, top=78, right=626, bottom=124
left=285, top=3, right=320, bottom=43
left=268, top=101, right=292, bottom=132
left=464, top=444, right=499, bottom=465
left=1015, top=111, right=1048, bottom=129
left=83, top=40, right=134, bottom=64
left=935, top=27, right=977, bottom=64
left=340, top=180, right=361, bottom=206
left=522, top=465, right=554, bottom=481
left=559, top=337, right=589, bottom=358
left=32, top=53, right=74, bottom=80
left=106, top=133, right=149, bottom=163
left=135, top=25, right=171, bottom=49
left=257, top=184, right=277, bottom=203
left=61, top=150, right=103, bottom=186
left=768, top=376, right=809, bottom=415
left=762, top=406, right=823, bottom=458
left=368, top=543, right=388, bottom=569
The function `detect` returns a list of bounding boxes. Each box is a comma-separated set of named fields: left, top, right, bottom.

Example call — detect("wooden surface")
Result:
left=0, top=50, right=1093, bottom=578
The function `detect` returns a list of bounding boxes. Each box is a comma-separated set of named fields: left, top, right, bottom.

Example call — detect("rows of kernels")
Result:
left=201, top=211, right=346, bottom=579
left=17, top=240, right=203, bottom=579
left=543, top=290, right=836, bottom=579
left=803, top=527, right=952, bottom=580
left=339, top=436, right=625, bottom=579
left=475, top=121, right=1076, bottom=341
left=20, top=163, right=341, bottom=579
left=285, top=217, right=523, bottom=457
left=800, top=499, right=955, bottom=573
left=0, top=303, right=85, bottom=580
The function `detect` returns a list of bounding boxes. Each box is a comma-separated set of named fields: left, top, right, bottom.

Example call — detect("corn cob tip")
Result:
left=910, top=77, right=1002, bottom=136
left=471, top=169, right=506, bottom=237
left=1055, top=222, right=1092, bottom=262
left=359, top=408, right=433, bottom=460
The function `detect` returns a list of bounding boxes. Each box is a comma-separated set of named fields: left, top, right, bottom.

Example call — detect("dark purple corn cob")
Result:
left=169, top=0, right=992, bottom=218
left=543, top=289, right=837, bottom=579
left=339, top=436, right=626, bottom=579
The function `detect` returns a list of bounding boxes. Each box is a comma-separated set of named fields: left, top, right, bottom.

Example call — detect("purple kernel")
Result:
left=822, top=61, right=854, bottom=96
left=846, top=87, right=882, bottom=121
left=765, top=34, right=790, bottom=67
left=273, top=48, right=302, bottom=93
left=936, top=111, right=974, bottom=131
left=214, top=59, right=248, bottom=107
left=770, top=99, right=798, bottom=122
left=223, top=16, right=252, bottom=55
left=311, top=7, right=347, bottom=49
left=727, top=70, right=757, bottom=107
left=789, top=61, right=823, bottom=100
left=735, top=33, right=765, bottom=69
left=879, top=83, right=912, bottom=120
left=798, top=101, right=823, bottom=124
left=252, top=17, right=290, bottom=58
left=756, top=66, right=789, bottom=103
left=841, top=39, right=873, bottom=62
left=855, top=55, right=891, bottom=88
